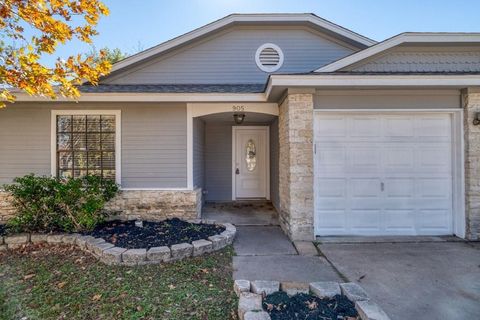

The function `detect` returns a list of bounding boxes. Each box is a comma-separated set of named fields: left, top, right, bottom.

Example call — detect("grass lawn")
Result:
left=0, top=244, right=238, bottom=320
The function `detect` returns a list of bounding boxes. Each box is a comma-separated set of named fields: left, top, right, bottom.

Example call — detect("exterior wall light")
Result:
left=474, top=112, right=480, bottom=126
left=233, top=113, right=246, bottom=124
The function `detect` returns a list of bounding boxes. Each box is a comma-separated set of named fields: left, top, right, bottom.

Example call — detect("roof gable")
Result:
left=315, top=33, right=480, bottom=73
left=101, top=13, right=375, bottom=83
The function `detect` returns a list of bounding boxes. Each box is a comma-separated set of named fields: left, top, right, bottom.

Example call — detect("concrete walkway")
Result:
left=233, top=226, right=342, bottom=283
left=319, top=241, right=480, bottom=320
left=203, top=202, right=342, bottom=283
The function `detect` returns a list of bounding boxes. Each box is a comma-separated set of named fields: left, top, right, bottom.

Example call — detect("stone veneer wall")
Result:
left=0, top=191, right=15, bottom=223
left=0, top=188, right=202, bottom=223
left=278, top=92, right=315, bottom=241
left=463, top=89, right=480, bottom=240
left=104, top=188, right=202, bottom=221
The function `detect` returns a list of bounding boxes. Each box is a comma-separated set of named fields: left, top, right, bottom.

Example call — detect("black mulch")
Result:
left=82, top=218, right=226, bottom=249
left=0, top=224, right=6, bottom=236
left=263, top=291, right=358, bottom=320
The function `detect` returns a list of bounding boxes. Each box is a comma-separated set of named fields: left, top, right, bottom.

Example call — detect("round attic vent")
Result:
left=255, top=43, right=284, bottom=73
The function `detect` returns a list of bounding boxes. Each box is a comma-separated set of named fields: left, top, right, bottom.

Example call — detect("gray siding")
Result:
left=193, top=118, right=205, bottom=189
left=270, top=118, right=280, bottom=210
left=0, top=103, right=187, bottom=188
left=0, top=105, right=51, bottom=186
left=204, top=123, right=232, bottom=201
left=105, top=26, right=354, bottom=85
left=345, top=46, right=480, bottom=73
left=315, top=90, right=461, bottom=109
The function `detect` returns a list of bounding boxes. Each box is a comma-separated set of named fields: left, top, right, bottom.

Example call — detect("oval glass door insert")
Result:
left=245, top=139, right=257, bottom=172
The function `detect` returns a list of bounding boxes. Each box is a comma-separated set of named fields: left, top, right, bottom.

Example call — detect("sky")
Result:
left=45, top=0, right=480, bottom=64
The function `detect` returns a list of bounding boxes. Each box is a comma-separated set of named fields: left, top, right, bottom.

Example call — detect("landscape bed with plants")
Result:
left=0, top=175, right=234, bottom=264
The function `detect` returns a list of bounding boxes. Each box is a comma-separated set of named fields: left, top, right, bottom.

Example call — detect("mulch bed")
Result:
left=263, top=291, right=359, bottom=320
left=82, top=218, right=226, bottom=249
left=0, top=224, right=6, bottom=236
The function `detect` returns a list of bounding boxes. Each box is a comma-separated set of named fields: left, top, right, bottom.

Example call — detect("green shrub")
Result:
left=4, top=174, right=119, bottom=233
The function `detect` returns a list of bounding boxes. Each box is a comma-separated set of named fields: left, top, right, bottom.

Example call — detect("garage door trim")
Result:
left=313, top=108, right=465, bottom=238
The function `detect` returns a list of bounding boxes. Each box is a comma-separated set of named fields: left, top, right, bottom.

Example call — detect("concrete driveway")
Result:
left=319, top=241, right=480, bottom=320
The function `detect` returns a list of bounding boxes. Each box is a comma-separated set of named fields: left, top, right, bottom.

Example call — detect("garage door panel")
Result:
left=350, top=178, right=381, bottom=197
left=384, top=116, right=415, bottom=139
left=315, top=116, right=346, bottom=139
left=348, top=147, right=381, bottom=171
left=417, top=210, right=451, bottom=231
left=315, top=112, right=454, bottom=236
left=418, top=179, right=451, bottom=198
left=385, top=178, right=415, bottom=198
left=316, top=210, right=347, bottom=233
left=315, top=178, right=345, bottom=197
left=384, top=147, right=415, bottom=170
left=416, top=116, right=451, bottom=138
left=350, top=210, right=382, bottom=233
left=384, top=210, right=417, bottom=234
left=350, top=116, right=381, bottom=137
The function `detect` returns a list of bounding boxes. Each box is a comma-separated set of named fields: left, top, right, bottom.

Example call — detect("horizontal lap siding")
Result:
left=205, top=123, right=232, bottom=201
left=0, top=103, right=187, bottom=189
left=105, top=27, right=354, bottom=85
left=193, top=118, right=205, bottom=189
left=315, top=90, right=461, bottom=109
left=0, top=106, right=50, bottom=185
left=120, top=105, right=187, bottom=188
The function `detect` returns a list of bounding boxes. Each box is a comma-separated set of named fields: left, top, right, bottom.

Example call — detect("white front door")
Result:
left=233, top=126, right=268, bottom=199
left=314, top=112, right=454, bottom=236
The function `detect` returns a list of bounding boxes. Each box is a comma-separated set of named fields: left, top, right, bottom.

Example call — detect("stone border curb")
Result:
left=1, top=221, right=236, bottom=266
left=234, top=280, right=390, bottom=320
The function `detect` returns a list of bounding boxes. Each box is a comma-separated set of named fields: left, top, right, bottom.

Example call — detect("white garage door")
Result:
left=314, top=112, right=453, bottom=236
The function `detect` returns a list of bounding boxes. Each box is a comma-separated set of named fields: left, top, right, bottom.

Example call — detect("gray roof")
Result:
left=78, top=84, right=266, bottom=93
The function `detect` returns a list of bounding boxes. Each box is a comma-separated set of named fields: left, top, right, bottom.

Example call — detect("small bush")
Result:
left=4, top=174, right=119, bottom=233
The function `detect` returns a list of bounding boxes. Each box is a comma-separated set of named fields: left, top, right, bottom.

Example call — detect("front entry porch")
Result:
left=202, top=201, right=279, bottom=226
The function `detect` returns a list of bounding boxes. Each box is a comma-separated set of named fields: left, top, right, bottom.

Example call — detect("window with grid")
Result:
left=56, top=115, right=116, bottom=180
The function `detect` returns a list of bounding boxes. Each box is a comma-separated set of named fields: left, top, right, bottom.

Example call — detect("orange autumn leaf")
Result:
left=0, top=0, right=112, bottom=107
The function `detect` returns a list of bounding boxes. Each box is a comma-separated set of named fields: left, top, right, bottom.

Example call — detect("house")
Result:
left=1, top=13, right=480, bottom=241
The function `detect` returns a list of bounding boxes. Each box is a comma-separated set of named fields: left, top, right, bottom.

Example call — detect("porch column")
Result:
left=278, top=89, right=315, bottom=241
left=462, top=87, right=480, bottom=240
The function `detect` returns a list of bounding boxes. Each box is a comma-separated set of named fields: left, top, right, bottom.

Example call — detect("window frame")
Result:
left=51, top=110, right=121, bottom=184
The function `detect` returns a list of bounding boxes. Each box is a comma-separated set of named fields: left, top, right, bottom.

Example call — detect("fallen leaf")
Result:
left=168, top=284, right=176, bottom=290
left=91, top=294, right=102, bottom=301
left=57, top=282, right=66, bottom=289
left=23, top=274, right=35, bottom=280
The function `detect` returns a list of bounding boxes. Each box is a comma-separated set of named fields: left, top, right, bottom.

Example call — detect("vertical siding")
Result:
left=204, top=123, right=232, bottom=201
left=0, top=103, right=187, bottom=189
left=193, top=118, right=205, bottom=189
left=270, top=118, right=280, bottom=210
left=105, top=27, right=354, bottom=85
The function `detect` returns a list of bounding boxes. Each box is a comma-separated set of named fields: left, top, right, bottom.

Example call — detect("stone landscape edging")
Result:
left=0, top=221, right=236, bottom=266
left=234, top=279, right=391, bottom=320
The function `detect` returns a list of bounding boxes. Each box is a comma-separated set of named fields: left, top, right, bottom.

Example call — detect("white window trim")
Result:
left=50, top=110, right=122, bottom=185
left=313, top=108, right=465, bottom=239
left=255, top=43, right=284, bottom=73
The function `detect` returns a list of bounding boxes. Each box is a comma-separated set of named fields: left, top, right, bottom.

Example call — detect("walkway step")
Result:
left=233, top=255, right=342, bottom=283
left=234, top=226, right=297, bottom=256
left=293, top=241, right=319, bottom=256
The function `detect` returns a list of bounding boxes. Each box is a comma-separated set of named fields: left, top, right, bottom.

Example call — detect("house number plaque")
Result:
left=232, top=105, right=245, bottom=112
